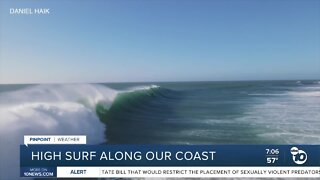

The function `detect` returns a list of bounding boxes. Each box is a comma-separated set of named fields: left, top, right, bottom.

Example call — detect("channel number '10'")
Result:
left=266, top=149, right=279, bottom=164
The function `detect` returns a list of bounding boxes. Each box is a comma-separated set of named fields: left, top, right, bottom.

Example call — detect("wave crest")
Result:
left=0, top=83, right=164, bottom=179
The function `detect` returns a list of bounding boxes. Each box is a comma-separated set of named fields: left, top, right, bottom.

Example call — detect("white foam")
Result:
left=288, top=91, right=320, bottom=97
left=0, top=84, right=119, bottom=179
left=239, top=86, right=320, bottom=144
left=127, top=84, right=160, bottom=92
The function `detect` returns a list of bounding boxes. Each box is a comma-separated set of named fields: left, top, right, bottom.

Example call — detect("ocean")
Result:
left=0, top=80, right=319, bottom=179
left=0, top=80, right=319, bottom=145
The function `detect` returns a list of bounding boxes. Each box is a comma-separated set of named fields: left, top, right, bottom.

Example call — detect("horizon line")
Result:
left=0, top=78, right=319, bottom=85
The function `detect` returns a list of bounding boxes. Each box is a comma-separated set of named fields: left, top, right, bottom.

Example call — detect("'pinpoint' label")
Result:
left=24, top=135, right=86, bottom=146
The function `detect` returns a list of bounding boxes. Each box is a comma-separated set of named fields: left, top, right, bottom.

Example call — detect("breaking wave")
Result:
left=0, top=83, right=165, bottom=179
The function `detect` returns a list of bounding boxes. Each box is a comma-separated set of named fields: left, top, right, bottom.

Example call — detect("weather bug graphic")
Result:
left=290, top=147, right=307, bottom=165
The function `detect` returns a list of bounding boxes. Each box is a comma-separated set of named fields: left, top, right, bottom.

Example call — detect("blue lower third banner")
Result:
left=20, top=145, right=320, bottom=178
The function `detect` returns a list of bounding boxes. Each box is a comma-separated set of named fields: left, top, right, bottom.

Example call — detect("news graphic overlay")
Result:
left=20, top=137, right=320, bottom=178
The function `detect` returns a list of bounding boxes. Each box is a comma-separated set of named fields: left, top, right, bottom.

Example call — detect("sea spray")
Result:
left=0, top=84, right=118, bottom=180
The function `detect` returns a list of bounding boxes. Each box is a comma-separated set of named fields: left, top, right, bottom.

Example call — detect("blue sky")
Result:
left=0, top=0, right=319, bottom=83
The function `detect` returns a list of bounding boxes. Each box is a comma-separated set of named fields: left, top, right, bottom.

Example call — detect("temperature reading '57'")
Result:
left=267, top=157, right=278, bottom=164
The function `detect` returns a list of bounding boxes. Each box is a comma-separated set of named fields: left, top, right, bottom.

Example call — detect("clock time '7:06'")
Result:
left=266, top=149, right=279, bottom=155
